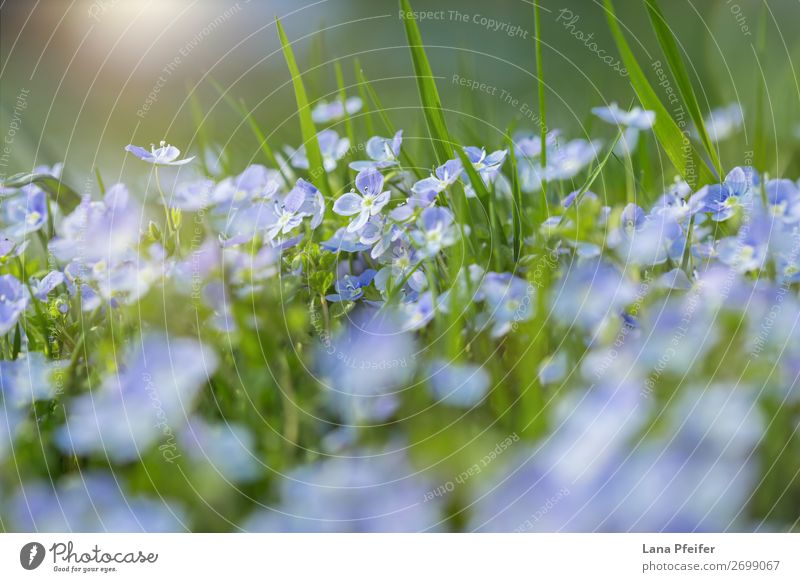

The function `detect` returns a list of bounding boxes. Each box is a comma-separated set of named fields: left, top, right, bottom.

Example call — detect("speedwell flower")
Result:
left=333, top=168, right=391, bottom=232
left=125, top=141, right=195, bottom=165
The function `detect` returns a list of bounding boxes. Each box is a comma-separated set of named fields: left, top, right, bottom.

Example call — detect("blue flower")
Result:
left=2, top=186, right=48, bottom=238
left=8, top=472, right=185, bottom=532
left=48, top=184, right=141, bottom=267
left=717, top=213, right=771, bottom=273
left=349, top=130, right=403, bottom=170
left=700, top=103, right=743, bottom=143
left=551, top=260, right=638, bottom=332
left=244, top=448, right=440, bottom=532
left=316, top=310, right=416, bottom=423
left=31, top=270, right=64, bottom=301
left=172, top=178, right=215, bottom=211
left=210, top=164, right=280, bottom=213
left=125, top=141, right=194, bottom=165
left=320, top=227, right=372, bottom=253
left=592, top=102, right=655, bottom=130
left=0, top=274, right=29, bottom=336
left=333, top=168, right=391, bottom=232
left=690, top=167, right=754, bottom=221
left=263, top=182, right=319, bottom=243
left=286, top=129, right=349, bottom=172
left=480, top=272, right=534, bottom=337
left=0, top=352, right=67, bottom=407
left=765, top=179, right=800, bottom=223
left=55, top=334, right=218, bottom=462
left=427, top=359, right=490, bottom=407
left=178, top=417, right=260, bottom=482
left=400, top=291, right=436, bottom=330
left=312, top=96, right=362, bottom=124
left=411, top=158, right=462, bottom=195
left=546, top=138, right=601, bottom=180
left=410, top=206, right=457, bottom=258
left=592, top=102, right=655, bottom=154
left=326, top=269, right=376, bottom=302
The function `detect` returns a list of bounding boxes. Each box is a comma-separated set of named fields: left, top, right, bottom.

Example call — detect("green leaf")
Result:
left=603, top=0, right=716, bottom=189
left=643, top=0, right=722, bottom=177
left=399, top=0, right=453, bottom=163
left=0, top=172, right=81, bottom=212
left=276, top=18, right=331, bottom=197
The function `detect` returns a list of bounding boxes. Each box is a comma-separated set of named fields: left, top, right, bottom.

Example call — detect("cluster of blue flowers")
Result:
left=1, top=97, right=798, bottom=532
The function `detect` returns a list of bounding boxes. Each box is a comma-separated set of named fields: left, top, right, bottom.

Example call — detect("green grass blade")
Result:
left=753, top=5, right=768, bottom=173
left=334, top=60, right=356, bottom=182
left=533, top=1, right=548, bottom=205
left=455, top=146, right=506, bottom=269
left=187, top=83, right=211, bottom=177
left=399, top=0, right=453, bottom=163
left=603, top=0, right=716, bottom=189
left=276, top=18, right=331, bottom=197
left=355, top=64, right=424, bottom=179
left=506, top=132, right=525, bottom=261
left=558, top=130, right=624, bottom=226
left=353, top=58, right=376, bottom=137
left=643, top=0, right=722, bottom=177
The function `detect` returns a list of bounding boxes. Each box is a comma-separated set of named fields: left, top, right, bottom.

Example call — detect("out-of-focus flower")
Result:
left=56, top=334, right=218, bottom=462
left=551, top=260, right=637, bottom=332
left=427, top=359, right=490, bottom=407
left=410, top=206, right=458, bottom=258
left=592, top=102, right=655, bottom=155
left=30, top=270, right=64, bottom=301
left=178, top=418, right=260, bottom=482
left=321, top=227, right=372, bottom=253
left=350, top=130, right=403, bottom=170
left=316, top=310, right=416, bottom=423
left=312, top=96, right=362, bottom=124
left=286, top=129, right=349, bottom=172
left=244, top=448, right=440, bottom=532
left=764, top=179, right=800, bottom=223
left=0, top=352, right=66, bottom=407
left=48, top=184, right=141, bottom=267
left=8, top=472, right=185, bottom=532
left=546, top=139, right=601, bottom=181
left=333, top=168, right=390, bottom=232
left=2, top=187, right=48, bottom=238
left=700, top=103, right=744, bottom=143
left=171, top=178, right=215, bottom=211
left=480, top=272, right=534, bottom=337
left=0, top=274, right=29, bottom=336
left=125, top=141, right=195, bottom=166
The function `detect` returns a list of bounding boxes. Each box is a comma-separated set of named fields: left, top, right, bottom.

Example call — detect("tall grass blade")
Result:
left=399, top=0, right=454, bottom=163
left=644, top=0, right=723, bottom=177
left=276, top=18, right=331, bottom=197
left=533, top=2, right=549, bottom=208
left=603, top=0, right=716, bottom=189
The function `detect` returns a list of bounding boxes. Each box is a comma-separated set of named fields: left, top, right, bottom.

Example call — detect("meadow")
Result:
left=1, top=0, right=799, bottom=532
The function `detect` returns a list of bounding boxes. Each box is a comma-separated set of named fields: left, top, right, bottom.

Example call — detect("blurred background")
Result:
left=2, top=0, right=799, bottom=185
